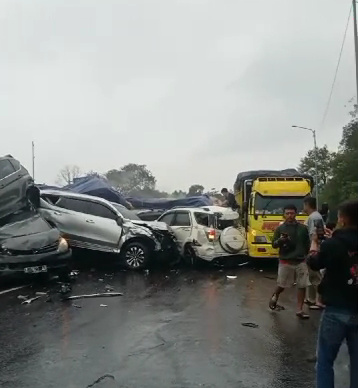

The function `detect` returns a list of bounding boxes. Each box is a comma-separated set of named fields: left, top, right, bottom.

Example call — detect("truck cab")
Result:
left=235, top=170, right=313, bottom=259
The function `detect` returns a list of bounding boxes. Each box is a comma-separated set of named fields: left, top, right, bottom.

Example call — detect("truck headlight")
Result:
left=254, top=236, right=268, bottom=243
left=58, top=237, right=69, bottom=253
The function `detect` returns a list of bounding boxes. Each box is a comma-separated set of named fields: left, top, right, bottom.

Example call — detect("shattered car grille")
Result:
left=3, top=242, right=58, bottom=256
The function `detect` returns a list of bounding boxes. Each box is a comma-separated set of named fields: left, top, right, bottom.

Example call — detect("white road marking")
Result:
left=0, top=285, right=29, bottom=296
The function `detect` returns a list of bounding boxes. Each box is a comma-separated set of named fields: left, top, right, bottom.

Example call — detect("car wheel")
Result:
left=183, top=245, right=199, bottom=267
left=121, top=241, right=150, bottom=270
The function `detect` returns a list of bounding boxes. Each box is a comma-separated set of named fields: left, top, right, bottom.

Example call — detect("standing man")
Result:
left=307, top=199, right=358, bottom=388
left=303, top=196, right=325, bottom=310
left=269, top=204, right=311, bottom=319
left=221, top=188, right=239, bottom=211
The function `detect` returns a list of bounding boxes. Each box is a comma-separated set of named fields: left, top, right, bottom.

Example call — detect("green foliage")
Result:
left=298, top=145, right=336, bottom=190
left=106, top=164, right=156, bottom=196
left=188, top=184, right=205, bottom=196
left=298, top=114, right=358, bottom=207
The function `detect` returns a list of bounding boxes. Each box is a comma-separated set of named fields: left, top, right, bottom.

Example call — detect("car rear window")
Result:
left=216, top=219, right=236, bottom=230
left=194, top=212, right=214, bottom=227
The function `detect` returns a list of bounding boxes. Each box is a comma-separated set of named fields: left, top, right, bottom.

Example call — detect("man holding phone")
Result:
left=307, top=199, right=358, bottom=388
left=269, top=204, right=311, bottom=319
left=303, top=196, right=326, bottom=310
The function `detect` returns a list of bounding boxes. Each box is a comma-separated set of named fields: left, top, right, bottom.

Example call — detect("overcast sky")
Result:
left=0, top=0, right=355, bottom=192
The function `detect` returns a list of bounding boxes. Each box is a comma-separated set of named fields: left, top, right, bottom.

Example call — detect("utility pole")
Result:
left=353, top=0, right=358, bottom=103
left=32, top=141, right=35, bottom=180
left=292, top=125, right=319, bottom=208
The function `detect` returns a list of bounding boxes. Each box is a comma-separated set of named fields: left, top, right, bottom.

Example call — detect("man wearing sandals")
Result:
left=307, top=199, right=358, bottom=388
left=269, top=204, right=311, bottom=319
left=303, top=196, right=326, bottom=311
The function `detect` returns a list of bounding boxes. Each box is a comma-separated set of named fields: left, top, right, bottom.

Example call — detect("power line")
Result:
left=320, top=4, right=353, bottom=130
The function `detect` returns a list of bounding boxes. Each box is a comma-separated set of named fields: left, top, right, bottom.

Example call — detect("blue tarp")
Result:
left=126, top=195, right=213, bottom=210
left=62, top=176, right=130, bottom=207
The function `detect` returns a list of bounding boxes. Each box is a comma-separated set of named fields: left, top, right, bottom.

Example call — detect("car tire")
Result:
left=121, top=241, right=150, bottom=270
left=183, top=245, right=199, bottom=267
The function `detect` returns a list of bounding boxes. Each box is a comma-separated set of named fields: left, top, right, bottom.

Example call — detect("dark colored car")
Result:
left=0, top=209, right=71, bottom=278
left=0, top=155, right=71, bottom=278
left=0, top=155, right=35, bottom=221
left=136, top=209, right=165, bottom=222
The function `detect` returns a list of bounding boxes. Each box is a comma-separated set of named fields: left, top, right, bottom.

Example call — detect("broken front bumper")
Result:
left=0, top=250, right=72, bottom=276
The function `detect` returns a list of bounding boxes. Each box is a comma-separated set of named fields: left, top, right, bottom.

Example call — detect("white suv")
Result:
left=157, top=206, right=247, bottom=265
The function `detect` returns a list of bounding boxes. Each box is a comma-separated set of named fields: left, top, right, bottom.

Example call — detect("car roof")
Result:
left=40, top=189, right=114, bottom=207
left=163, top=206, right=238, bottom=215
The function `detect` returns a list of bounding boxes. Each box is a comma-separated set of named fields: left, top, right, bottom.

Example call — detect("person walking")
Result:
left=303, top=196, right=325, bottom=310
left=307, top=199, right=358, bottom=388
left=269, top=204, right=311, bottom=319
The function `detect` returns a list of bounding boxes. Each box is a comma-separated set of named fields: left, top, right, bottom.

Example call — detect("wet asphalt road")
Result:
left=0, top=264, right=350, bottom=388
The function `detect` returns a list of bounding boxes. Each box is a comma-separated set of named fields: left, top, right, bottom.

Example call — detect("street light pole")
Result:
left=292, top=125, right=319, bottom=208
left=32, top=141, right=35, bottom=180
left=353, top=0, right=358, bottom=103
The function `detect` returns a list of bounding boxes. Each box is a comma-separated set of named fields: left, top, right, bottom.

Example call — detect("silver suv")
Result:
left=39, top=190, right=178, bottom=269
left=0, top=155, right=35, bottom=221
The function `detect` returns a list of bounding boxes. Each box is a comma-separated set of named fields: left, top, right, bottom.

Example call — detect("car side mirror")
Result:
left=116, top=217, right=123, bottom=227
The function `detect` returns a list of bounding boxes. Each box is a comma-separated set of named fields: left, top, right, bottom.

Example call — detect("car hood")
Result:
left=0, top=212, right=59, bottom=251
left=131, top=220, right=170, bottom=232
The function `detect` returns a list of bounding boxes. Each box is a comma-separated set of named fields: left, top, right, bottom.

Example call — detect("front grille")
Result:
left=7, top=242, right=58, bottom=256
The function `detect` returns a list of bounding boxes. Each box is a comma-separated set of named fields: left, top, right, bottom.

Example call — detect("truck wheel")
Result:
left=121, top=241, right=150, bottom=270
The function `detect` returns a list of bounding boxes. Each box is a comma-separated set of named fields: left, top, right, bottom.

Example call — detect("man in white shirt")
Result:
left=303, top=196, right=325, bottom=310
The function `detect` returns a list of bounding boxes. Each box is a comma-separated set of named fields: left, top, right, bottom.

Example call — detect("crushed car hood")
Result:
left=0, top=212, right=59, bottom=251
left=131, top=220, right=171, bottom=232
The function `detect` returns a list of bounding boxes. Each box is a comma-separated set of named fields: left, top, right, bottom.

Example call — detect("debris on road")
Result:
left=21, top=296, right=40, bottom=305
left=72, top=304, right=82, bottom=309
left=100, top=304, right=108, bottom=307
left=227, top=275, right=237, bottom=279
left=241, top=322, right=259, bottom=329
left=238, top=261, right=250, bottom=267
left=17, top=295, right=29, bottom=301
left=69, top=270, right=80, bottom=279
left=105, top=285, right=114, bottom=292
left=64, top=292, right=123, bottom=301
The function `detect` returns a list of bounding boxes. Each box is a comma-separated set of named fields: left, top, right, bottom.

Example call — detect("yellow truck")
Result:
left=234, top=169, right=314, bottom=259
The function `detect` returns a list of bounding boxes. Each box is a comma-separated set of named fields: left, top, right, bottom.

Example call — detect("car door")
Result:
left=169, top=211, right=193, bottom=249
left=39, top=195, right=94, bottom=248
left=84, top=201, right=122, bottom=251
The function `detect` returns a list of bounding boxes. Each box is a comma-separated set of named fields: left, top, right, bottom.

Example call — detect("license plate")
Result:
left=24, top=265, right=48, bottom=274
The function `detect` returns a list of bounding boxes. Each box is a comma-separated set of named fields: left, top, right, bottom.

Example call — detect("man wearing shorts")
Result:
left=303, top=196, right=325, bottom=310
left=269, top=204, right=311, bottom=319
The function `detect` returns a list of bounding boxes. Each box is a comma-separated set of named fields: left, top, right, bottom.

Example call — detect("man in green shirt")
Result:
left=269, top=204, right=311, bottom=319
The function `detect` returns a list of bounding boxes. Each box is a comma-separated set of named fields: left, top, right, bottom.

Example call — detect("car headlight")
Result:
left=254, top=236, right=268, bottom=243
left=58, top=237, right=69, bottom=253
left=0, top=245, right=12, bottom=256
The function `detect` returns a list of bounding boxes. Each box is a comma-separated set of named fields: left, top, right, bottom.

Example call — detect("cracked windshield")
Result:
left=1, top=1, right=357, bottom=388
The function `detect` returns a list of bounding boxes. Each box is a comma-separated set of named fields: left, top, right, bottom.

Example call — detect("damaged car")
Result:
left=0, top=209, right=71, bottom=278
left=157, top=206, right=248, bottom=266
left=0, top=156, right=71, bottom=278
left=39, top=190, right=179, bottom=270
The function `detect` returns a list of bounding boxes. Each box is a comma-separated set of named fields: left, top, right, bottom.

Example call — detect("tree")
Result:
left=106, top=164, right=156, bottom=195
left=57, top=165, right=81, bottom=186
left=171, top=190, right=187, bottom=198
left=298, top=145, right=336, bottom=192
left=188, top=184, right=204, bottom=196
left=324, top=117, right=358, bottom=204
